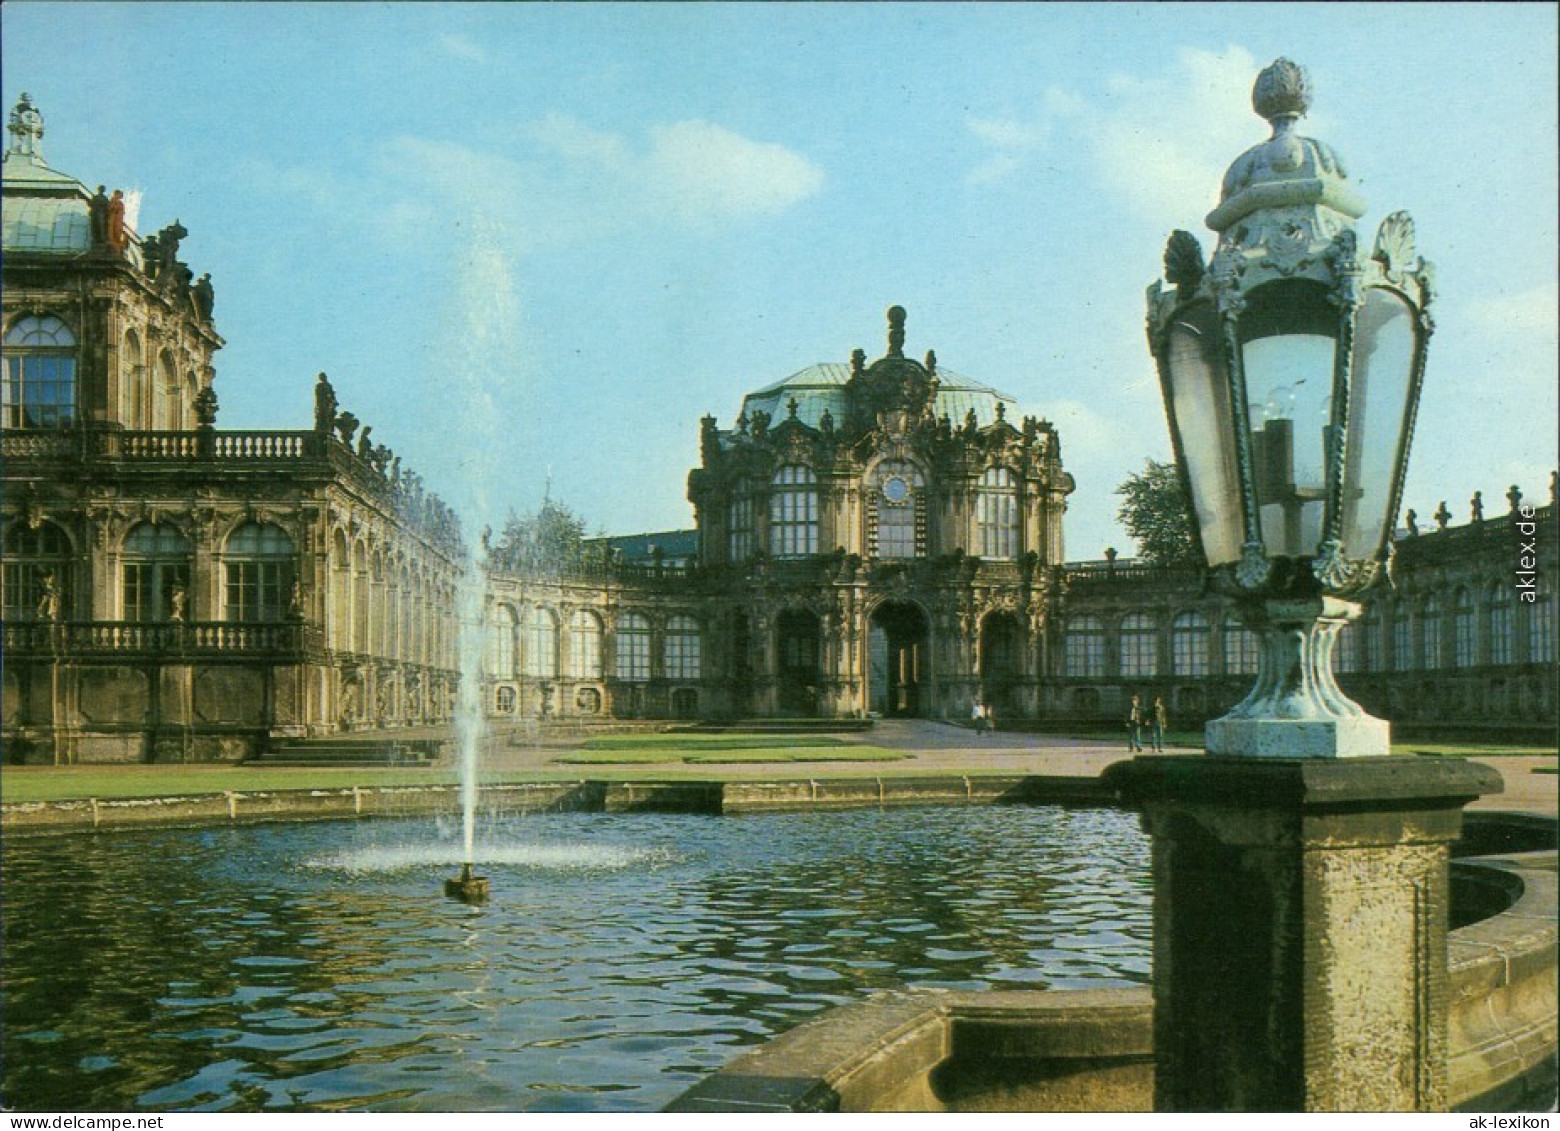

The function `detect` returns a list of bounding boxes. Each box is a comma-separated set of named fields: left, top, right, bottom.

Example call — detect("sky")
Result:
left=4, top=2, right=1556, bottom=559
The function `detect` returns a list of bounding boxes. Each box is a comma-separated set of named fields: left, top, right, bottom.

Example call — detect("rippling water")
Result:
left=1, top=805, right=1150, bottom=1112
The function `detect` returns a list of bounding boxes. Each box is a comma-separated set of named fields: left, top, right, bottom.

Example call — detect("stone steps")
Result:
left=256, top=739, right=442, bottom=767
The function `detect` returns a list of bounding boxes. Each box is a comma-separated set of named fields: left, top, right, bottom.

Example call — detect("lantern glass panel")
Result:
left=1341, top=288, right=1417, bottom=559
left=1166, top=304, right=1243, bottom=566
left=1240, top=284, right=1336, bottom=558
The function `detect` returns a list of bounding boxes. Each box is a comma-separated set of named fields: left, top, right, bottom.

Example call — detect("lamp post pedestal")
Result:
left=1209, top=595, right=1388, bottom=759
left=1111, top=755, right=1500, bottom=1112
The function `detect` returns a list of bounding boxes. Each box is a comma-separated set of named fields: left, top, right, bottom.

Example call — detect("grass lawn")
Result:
left=580, top=733, right=848, bottom=750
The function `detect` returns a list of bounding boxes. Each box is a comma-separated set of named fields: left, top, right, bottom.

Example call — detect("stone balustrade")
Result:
left=2, top=620, right=316, bottom=656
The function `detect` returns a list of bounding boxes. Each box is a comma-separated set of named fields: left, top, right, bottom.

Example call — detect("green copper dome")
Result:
left=739, top=362, right=1016, bottom=430
left=2, top=93, right=94, bottom=254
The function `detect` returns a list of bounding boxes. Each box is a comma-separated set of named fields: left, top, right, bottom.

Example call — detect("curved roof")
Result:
left=739, top=362, right=1017, bottom=430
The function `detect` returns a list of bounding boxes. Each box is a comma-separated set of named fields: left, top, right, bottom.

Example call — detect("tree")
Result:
left=1115, top=459, right=1198, bottom=567
left=491, top=499, right=592, bottom=577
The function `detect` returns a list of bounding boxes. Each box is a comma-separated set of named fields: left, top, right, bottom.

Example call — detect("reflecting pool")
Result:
left=1, top=805, right=1150, bottom=1112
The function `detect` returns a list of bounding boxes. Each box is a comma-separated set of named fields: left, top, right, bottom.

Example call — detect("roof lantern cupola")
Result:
left=7, top=93, right=46, bottom=162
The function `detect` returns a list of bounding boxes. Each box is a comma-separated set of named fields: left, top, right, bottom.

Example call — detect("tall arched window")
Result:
left=1392, top=603, right=1412, bottom=672
left=1421, top=595, right=1442, bottom=670
left=3, top=315, right=77, bottom=428
left=1335, top=620, right=1358, bottom=674
left=769, top=465, right=818, bottom=558
left=665, top=615, right=701, bottom=679
left=616, top=613, right=651, bottom=682
left=1224, top=622, right=1259, bottom=676
left=2, top=521, right=72, bottom=621
left=488, top=604, right=517, bottom=678
left=1487, top=582, right=1514, bottom=666
left=523, top=606, right=559, bottom=678
left=1119, top=613, right=1158, bottom=678
left=1171, top=611, right=1210, bottom=676
left=1358, top=604, right=1380, bottom=673
left=352, top=542, right=369, bottom=652
left=977, top=467, right=1019, bottom=559
left=329, top=531, right=351, bottom=651
left=1064, top=616, right=1105, bottom=677
left=122, top=328, right=146, bottom=429
left=153, top=352, right=176, bottom=431
left=223, top=523, right=294, bottom=623
left=1528, top=576, right=1555, bottom=664
left=567, top=610, right=603, bottom=678
left=122, top=522, right=191, bottom=622
left=1453, top=587, right=1476, bottom=668
left=728, top=486, right=755, bottom=563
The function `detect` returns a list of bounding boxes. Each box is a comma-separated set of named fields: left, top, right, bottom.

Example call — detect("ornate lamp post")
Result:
left=1114, top=60, right=1499, bottom=1111
left=1146, top=57, right=1435, bottom=757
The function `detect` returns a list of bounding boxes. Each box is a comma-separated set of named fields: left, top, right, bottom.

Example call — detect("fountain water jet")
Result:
left=447, top=540, right=491, bottom=902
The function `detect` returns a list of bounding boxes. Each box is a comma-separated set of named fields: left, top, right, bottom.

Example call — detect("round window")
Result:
left=883, top=476, right=910, bottom=504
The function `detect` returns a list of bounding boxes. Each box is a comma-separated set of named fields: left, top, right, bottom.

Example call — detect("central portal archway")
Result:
left=869, top=601, right=928, bottom=717
left=776, top=609, right=820, bottom=716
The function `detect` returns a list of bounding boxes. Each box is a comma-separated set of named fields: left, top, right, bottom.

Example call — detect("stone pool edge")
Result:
left=0, top=773, right=1115, bottom=834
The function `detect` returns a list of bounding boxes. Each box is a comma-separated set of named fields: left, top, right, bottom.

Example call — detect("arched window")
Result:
left=1528, top=576, right=1555, bottom=664
left=977, top=467, right=1019, bottom=559
left=616, top=613, right=651, bottom=682
left=1224, top=622, right=1259, bottom=676
left=872, top=461, right=923, bottom=559
left=223, top=523, right=294, bottom=623
left=1392, top=603, right=1412, bottom=672
left=1119, top=612, right=1158, bottom=678
left=665, top=615, right=701, bottom=679
left=122, top=522, right=191, bottom=622
left=1171, top=611, right=1210, bottom=676
left=728, top=485, right=755, bottom=563
left=1335, top=620, right=1358, bottom=674
left=2, top=521, right=72, bottom=621
left=1358, top=604, right=1380, bottom=673
left=1453, top=587, right=1476, bottom=669
left=523, top=606, right=558, bottom=678
left=153, top=352, right=177, bottom=431
left=329, top=530, right=351, bottom=651
left=567, top=610, right=603, bottom=678
left=1063, top=616, right=1105, bottom=677
left=3, top=315, right=77, bottom=428
left=1421, top=595, right=1442, bottom=670
left=1487, top=582, right=1514, bottom=666
left=488, top=604, right=517, bottom=678
left=495, top=686, right=516, bottom=714
left=122, top=328, right=146, bottom=429
left=769, top=465, right=818, bottom=558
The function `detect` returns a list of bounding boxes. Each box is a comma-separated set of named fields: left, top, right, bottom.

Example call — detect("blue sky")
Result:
left=5, top=2, right=1556, bottom=558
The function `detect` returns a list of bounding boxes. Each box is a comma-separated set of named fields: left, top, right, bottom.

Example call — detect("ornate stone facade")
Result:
left=1047, top=486, right=1558, bottom=738
left=2, top=97, right=463, bottom=762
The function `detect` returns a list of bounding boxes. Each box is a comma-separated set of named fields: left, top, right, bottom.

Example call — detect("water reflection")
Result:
left=2, top=805, right=1150, bottom=1112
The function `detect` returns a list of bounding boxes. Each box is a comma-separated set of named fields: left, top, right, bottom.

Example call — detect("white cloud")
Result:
left=968, top=116, right=1046, bottom=150
left=439, top=34, right=487, bottom=63
left=386, top=116, right=823, bottom=243
left=642, top=120, right=825, bottom=220
left=1465, top=284, right=1559, bottom=339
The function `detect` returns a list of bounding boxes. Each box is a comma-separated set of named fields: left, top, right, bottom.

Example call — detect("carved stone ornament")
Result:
left=1234, top=541, right=1273, bottom=590
left=1311, top=538, right=1380, bottom=595
left=1327, top=228, right=1363, bottom=310
left=1371, top=211, right=1417, bottom=281
left=1164, top=230, right=1207, bottom=291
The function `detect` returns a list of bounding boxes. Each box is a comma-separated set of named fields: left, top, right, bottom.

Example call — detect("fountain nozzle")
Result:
left=444, top=861, right=491, bottom=903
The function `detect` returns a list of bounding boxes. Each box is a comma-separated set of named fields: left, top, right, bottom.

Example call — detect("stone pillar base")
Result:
left=1110, top=755, right=1501, bottom=1112
left=1206, top=713, right=1390, bottom=758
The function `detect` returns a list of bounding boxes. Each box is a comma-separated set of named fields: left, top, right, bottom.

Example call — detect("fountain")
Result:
left=446, top=541, right=492, bottom=903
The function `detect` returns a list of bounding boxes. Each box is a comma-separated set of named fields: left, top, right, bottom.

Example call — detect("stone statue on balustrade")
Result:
left=314, top=373, right=338, bottom=433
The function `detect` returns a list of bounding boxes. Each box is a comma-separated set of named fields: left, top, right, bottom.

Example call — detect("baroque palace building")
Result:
left=4, top=95, right=1556, bottom=761
left=2, top=95, right=464, bottom=762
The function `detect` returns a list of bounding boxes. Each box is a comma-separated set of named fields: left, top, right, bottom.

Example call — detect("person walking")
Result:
left=1127, top=693, right=1144, bottom=753
left=1151, top=696, right=1167, bottom=753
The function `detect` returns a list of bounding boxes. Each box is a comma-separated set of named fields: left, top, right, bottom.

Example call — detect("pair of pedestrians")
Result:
left=1127, top=694, right=1167, bottom=753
